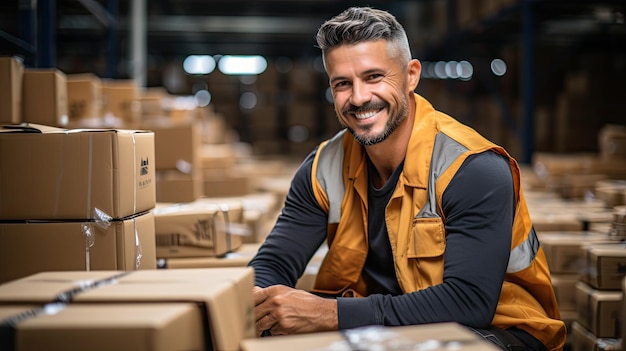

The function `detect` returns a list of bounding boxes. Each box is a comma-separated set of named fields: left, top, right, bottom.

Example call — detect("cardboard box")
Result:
left=0, top=268, right=255, bottom=351
left=22, top=68, right=69, bottom=127
left=66, top=73, right=103, bottom=121
left=4, top=303, right=205, bottom=351
left=240, top=322, right=500, bottom=351
left=0, top=124, right=156, bottom=220
left=155, top=170, right=204, bottom=203
left=532, top=213, right=585, bottom=232
left=537, top=232, right=615, bottom=274
left=139, top=87, right=167, bottom=118
left=141, top=119, right=202, bottom=171
left=551, top=273, right=580, bottom=311
left=575, top=281, right=623, bottom=338
left=204, top=193, right=279, bottom=243
left=101, top=79, right=141, bottom=128
left=0, top=211, right=157, bottom=284
left=200, top=143, right=237, bottom=170
left=0, top=56, right=24, bottom=124
left=582, top=243, right=626, bottom=290
left=204, top=173, right=252, bottom=198
left=570, top=321, right=623, bottom=351
left=153, top=200, right=244, bottom=258
left=157, top=243, right=262, bottom=269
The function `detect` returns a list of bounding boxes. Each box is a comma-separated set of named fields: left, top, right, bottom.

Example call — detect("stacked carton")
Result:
left=0, top=56, right=24, bottom=125
left=571, top=242, right=626, bottom=350
left=66, top=73, right=103, bottom=124
left=240, top=322, right=500, bottom=351
left=141, top=118, right=204, bottom=203
left=0, top=267, right=255, bottom=351
left=101, top=79, right=142, bottom=129
left=22, top=68, right=69, bottom=127
left=152, top=197, right=246, bottom=261
left=0, top=124, right=157, bottom=284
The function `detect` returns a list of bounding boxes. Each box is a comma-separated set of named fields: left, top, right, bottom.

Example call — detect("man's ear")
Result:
left=407, top=59, right=421, bottom=91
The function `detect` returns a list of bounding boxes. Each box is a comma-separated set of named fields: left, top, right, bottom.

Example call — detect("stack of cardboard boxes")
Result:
left=0, top=124, right=158, bottom=284
left=524, top=144, right=626, bottom=350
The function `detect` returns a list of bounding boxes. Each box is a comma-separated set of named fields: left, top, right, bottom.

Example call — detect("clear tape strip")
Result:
left=133, top=217, right=143, bottom=270
left=81, top=210, right=112, bottom=272
left=132, top=133, right=137, bottom=215
left=219, top=204, right=231, bottom=252
left=81, top=224, right=95, bottom=272
left=86, top=133, right=93, bottom=219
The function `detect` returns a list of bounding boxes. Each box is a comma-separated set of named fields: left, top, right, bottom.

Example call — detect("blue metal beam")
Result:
left=37, top=0, right=55, bottom=68
left=521, top=0, right=535, bottom=164
left=18, top=0, right=37, bottom=67
left=105, top=0, right=119, bottom=78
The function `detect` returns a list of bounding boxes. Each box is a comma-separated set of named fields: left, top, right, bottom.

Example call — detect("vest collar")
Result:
left=401, top=93, right=437, bottom=189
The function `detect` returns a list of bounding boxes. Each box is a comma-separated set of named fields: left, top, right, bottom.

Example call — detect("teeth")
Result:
left=355, top=110, right=380, bottom=120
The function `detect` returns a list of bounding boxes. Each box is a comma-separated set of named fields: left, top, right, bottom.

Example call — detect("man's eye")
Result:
left=334, top=81, right=349, bottom=88
left=368, top=74, right=383, bottom=80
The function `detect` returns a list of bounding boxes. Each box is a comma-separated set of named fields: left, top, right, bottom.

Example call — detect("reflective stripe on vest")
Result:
left=315, top=130, right=538, bottom=273
left=507, top=226, right=539, bottom=273
left=316, top=129, right=346, bottom=224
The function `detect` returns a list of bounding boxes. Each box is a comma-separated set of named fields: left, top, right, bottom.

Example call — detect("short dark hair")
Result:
left=316, top=7, right=411, bottom=63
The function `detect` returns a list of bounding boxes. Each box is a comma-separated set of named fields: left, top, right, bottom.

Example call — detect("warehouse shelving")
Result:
left=416, top=0, right=625, bottom=164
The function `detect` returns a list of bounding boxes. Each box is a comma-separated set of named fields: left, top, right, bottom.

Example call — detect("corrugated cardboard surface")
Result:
left=0, top=268, right=255, bottom=351
left=0, top=211, right=157, bottom=284
left=575, top=281, right=623, bottom=338
left=582, top=243, right=626, bottom=290
left=101, top=79, right=141, bottom=127
left=155, top=170, right=204, bottom=203
left=240, top=322, right=500, bottom=351
left=537, top=232, right=615, bottom=274
left=551, top=273, right=581, bottom=311
left=570, top=321, right=622, bottom=351
left=141, top=120, right=201, bottom=171
left=0, top=126, right=156, bottom=220
left=154, top=201, right=232, bottom=258
left=22, top=69, right=68, bottom=127
left=67, top=73, right=103, bottom=121
left=0, top=56, right=24, bottom=124
left=15, top=304, right=204, bottom=351
left=158, top=243, right=262, bottom=269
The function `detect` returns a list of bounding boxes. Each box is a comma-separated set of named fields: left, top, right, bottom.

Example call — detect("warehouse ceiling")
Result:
left=0, top=0, right=624, bottom=79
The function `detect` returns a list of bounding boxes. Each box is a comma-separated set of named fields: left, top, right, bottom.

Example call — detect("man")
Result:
left=249, top=6, right=566, bottom=351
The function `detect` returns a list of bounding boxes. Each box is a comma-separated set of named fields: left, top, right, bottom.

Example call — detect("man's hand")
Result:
left=253, top=285, right=338, bottom=336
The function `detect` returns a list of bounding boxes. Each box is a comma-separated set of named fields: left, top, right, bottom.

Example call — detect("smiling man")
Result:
left=248, top=7, right=566, bottom=351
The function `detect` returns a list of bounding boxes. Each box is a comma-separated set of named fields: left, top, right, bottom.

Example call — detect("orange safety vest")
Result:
left=309, top=93, right=566, bottom=350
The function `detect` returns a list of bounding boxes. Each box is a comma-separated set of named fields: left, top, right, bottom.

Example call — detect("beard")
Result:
left=339, top=94, right=409, bottom=146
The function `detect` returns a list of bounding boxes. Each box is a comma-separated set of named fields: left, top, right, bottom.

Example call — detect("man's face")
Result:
left=325, top=39, right=412, bottom=146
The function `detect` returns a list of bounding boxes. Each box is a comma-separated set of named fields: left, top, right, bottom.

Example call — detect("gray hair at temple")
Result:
left=315, top=7, right=412, bottom=67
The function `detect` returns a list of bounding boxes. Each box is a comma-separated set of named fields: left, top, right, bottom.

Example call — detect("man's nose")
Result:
left=349, top=81, right=371, bottom=106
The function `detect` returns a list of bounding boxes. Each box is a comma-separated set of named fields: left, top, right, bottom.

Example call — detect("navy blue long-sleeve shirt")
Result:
left=249, top=149, right=514, bottom=329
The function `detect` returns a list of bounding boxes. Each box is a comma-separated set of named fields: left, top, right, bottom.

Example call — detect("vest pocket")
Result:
left=407, top=217, right=445, bottom=258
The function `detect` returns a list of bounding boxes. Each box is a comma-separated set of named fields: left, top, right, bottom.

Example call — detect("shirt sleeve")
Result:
left=248, top=151, right=329, bottom=288
left=337, top=151, right=515, bottom=329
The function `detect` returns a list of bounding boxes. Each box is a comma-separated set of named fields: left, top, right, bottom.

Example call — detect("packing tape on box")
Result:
left=0, top=271, right=214, bottom=351
left=132, top=133, right=137, bottom=215
left=218, top=204, right=232, bottom=252
left=81, top=209, right=113, bottom=271
left=0, top=272, right=129, bottom=350
left=86, top=132, right=93, bottom=218
left=79, top=211, right=144, bottom=271
left=133, top=217, right=143, bottom=270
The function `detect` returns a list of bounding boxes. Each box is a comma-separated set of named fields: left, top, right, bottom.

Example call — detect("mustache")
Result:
left=342, top=101, right=387, bottom=115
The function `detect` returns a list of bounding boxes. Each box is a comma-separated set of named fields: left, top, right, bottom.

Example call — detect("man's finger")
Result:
left=253, top=286, right=268, bottom=306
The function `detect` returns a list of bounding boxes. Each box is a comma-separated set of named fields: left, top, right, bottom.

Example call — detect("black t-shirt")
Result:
left=249, top=149, right=515, bottom=329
